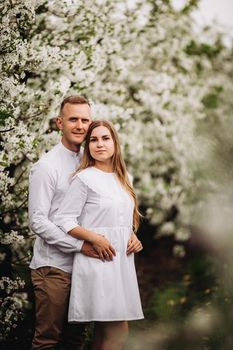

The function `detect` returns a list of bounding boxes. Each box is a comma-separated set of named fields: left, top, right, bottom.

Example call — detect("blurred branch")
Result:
left=0, top=128, right=14, bottom=133
left=1, top=198, right=27, bottom=216
left=14, top=168, right=27, bottom=186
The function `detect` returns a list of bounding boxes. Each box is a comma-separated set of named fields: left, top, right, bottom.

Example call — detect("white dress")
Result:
left=55, top=167, right=144, bottom=322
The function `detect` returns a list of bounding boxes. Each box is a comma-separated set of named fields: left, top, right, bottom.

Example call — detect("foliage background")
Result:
left=1, top=0, right=233, bottom=349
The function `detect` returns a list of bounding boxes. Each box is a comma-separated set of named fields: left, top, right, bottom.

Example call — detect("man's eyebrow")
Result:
left=68, top=116, right=90, bottom=119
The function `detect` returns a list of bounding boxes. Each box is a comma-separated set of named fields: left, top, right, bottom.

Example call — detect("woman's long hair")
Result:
left=77, top=120, right=141, bottom=232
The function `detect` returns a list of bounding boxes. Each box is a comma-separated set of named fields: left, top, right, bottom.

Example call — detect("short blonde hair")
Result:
left=59, top=95, right=90, bottom=116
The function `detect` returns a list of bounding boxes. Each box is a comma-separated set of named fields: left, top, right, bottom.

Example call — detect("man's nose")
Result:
left=75, top=119, right=82, bottom=129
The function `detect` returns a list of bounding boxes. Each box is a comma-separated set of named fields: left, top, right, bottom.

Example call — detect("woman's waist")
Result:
left=86, top=226, right=132, bottom=237
left=86, top=226, right=132, bottom=249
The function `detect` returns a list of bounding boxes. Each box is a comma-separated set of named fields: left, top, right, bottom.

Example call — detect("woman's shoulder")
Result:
left=74, top=167, right=113, bottom=197
left=76, top=167, right=95, bottom=178
left=71, top=167, right=91, bottom=182
left=74, top=167, right=103, bottom=185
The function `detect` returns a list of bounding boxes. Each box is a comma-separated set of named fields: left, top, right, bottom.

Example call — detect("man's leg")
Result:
left=91, top=323, right=104, bottom=350
left=62, top=322, right=88, bottom=350
left=31, top=266, right=71, bottom=350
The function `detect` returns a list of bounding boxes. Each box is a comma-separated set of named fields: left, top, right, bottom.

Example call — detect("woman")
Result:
left=54, top=120, right=144, bottom=350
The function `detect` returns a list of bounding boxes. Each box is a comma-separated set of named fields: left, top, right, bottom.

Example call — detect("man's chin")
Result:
left=72, top=136, right=85, bottom=145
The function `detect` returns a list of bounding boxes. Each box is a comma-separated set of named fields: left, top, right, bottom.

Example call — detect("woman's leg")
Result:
left=100, top=321, right=128, bottom=350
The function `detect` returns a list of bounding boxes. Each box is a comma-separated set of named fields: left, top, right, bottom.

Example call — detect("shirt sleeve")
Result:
left=28, top=161, right=84, bottom=253
left=54, top=175, right=88, bottom=233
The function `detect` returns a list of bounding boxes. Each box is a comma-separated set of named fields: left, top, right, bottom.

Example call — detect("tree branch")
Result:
left=0, top=128, right=14, bottom=133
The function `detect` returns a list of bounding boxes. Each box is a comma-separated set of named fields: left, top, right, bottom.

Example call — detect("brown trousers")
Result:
left=31, top=266, right=87, bottom=350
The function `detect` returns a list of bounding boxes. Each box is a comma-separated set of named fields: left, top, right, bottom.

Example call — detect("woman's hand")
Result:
left=127, top=233, right=143, bottom=255
left=92, top=234, right=116, bottom=261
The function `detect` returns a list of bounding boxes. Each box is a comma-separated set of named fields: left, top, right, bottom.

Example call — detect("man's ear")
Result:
left=56, top=116, right=63, bottom=131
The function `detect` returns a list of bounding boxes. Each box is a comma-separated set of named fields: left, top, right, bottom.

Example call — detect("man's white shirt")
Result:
left=29, top=142, right=84, bottom=273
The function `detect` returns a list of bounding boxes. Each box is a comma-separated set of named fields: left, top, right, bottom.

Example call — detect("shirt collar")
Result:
left=59, top=141, right=83, bottom=159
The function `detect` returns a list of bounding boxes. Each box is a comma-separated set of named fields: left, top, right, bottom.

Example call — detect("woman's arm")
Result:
left=69, top=225, right=116, bottom=261
left=54, top=175, right=115, bottom=261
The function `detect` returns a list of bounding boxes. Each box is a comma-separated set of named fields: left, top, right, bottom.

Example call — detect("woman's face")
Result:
left=89, top=126, right=115, bottom=164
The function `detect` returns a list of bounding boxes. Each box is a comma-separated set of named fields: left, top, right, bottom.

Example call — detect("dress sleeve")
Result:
left=54, top=175, right=88, bottom=233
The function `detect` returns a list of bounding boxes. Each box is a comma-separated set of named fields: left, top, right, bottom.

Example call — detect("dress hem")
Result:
left=69, top=316, right=144, bottom=322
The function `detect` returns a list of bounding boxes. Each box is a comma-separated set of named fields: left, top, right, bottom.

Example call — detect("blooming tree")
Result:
left=0, top=0, right=128, bottom=340
left=0, top=0, right=232, bottom=343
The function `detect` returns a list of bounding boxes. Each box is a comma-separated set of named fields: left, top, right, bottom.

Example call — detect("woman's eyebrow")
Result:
left=90, top=134, right=110, bottom=139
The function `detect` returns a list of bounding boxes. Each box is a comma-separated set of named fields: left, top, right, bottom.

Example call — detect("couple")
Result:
left=29, top=96, right=144, bottom=350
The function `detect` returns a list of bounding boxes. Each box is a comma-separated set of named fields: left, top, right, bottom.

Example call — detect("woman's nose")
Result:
left=97, top=139, right=104, bottom=147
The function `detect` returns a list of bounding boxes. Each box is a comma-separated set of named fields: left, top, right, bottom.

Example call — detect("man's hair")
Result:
left=59, top=95, right=90, bottom=116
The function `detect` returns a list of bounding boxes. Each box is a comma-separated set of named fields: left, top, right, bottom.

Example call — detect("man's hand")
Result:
left=81, top=242, right=100, bottom=259
left=127, top=233, right=143, bottom=255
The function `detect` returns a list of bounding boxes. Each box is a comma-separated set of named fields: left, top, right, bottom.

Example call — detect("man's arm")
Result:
left=29, top=161, right=83, bottom=253
left=54, top=175, right=116, bottom=261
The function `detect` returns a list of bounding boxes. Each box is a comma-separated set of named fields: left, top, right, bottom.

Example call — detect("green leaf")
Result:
left=0, top=110, right=11, bottom=127
left=202, top=93, right=219, bottom=109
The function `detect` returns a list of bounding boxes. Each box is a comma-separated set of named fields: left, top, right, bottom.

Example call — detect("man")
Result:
left=29, top=95, right=142, bottom=350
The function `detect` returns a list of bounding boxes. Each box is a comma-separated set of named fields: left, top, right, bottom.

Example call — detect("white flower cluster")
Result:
left=0, top=171, right=15, bottom=209
left=0, top=231, right=25, bottom=246
left=0, top=277, right=25, bottom=295
left=0, top=276, right=28, bottom=340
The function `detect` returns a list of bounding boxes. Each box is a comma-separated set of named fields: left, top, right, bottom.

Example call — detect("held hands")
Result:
left=81, top=232, right=142, bottom=260
left=92, top=234, right=116, bottom=262
left=81, top=242, right=100, bottom=259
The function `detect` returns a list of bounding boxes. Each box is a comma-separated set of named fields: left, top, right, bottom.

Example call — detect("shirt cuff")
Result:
left=62, top=221, right=80, bottom=233
left=64, top=233, right=84, bottom=252
left=76, top=239, right=84, bottom=252
left=62, top=222, right=84, bottom=252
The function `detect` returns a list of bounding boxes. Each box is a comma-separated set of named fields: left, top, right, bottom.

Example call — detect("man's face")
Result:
left=56, top=103, right=92, bottom=151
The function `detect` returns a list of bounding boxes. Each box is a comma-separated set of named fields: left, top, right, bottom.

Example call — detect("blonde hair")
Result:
left=78, top=120, right=141, bottom=232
